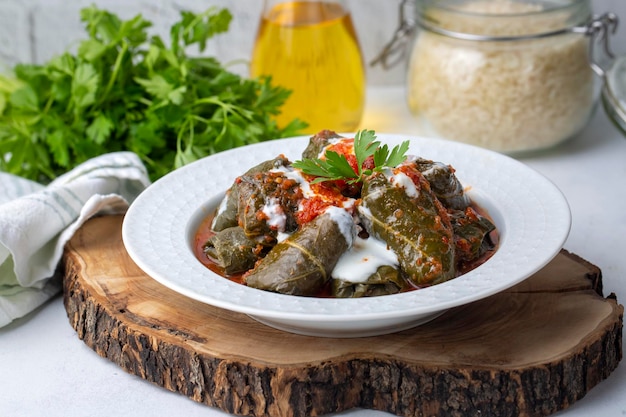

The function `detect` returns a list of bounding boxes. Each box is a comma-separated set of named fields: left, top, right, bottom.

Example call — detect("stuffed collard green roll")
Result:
left=203, top=226, right=266, bottom=275
left=411, top=157, right=469, bottom=211
left=359, top=166, right=456, bottom=286
left=332, top=265, right=407, bottom=298
left=244, top=207, right=355, bottom=296
left=211, top=187, right=239, bottom=232
left=450, top=207, right=496, bottom=265
left=236, top=169, right=302, bottom=242
left=211, top=155, right=291, bottom=232
left=300, top=129, right=343, bottom=159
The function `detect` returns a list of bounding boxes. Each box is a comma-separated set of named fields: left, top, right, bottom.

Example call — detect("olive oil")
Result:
left=251, top=1, right=365, bottom=133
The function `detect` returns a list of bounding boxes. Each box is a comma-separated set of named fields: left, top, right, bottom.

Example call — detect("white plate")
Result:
left=122, top=134, right=571, bottom=338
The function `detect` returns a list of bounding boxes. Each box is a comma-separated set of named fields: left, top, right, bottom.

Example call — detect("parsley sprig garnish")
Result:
left=292, top=130, right=409, bottom=184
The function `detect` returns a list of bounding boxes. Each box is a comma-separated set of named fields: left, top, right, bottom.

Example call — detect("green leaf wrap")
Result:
left=203, top=226, right=263, bottom=275
left=450, top=207, right=496, bottom=264
left=300, top=129, right=342, bottom=159
left=244, top=209, right=354, bottom=296
left=236, top=175, right=274, bottom=238
left=211, top=155, right=291, bottom=233
left=412, top=158, right=469, bottom=211
left=359, top=169, right=455, bottom=286
left=211, top=187, right=239, bottom=232
left=332, top=265, right=407, bottom=298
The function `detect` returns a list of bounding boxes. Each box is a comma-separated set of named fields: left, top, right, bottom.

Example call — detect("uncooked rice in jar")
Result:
left=407, top=0, right=595, bottom=152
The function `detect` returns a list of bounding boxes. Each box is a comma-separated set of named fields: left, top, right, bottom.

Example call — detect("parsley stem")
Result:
left=194, top=97, right=253, bottom=123
left=43, top=95, right=54, bottom=115
left=177, top=116, right=194, bottom=154
left=193, top=96, right=225, bottom=107
left=98, top=41, right=129, bottom=106
left=189, top=114, right=210, bottom=123
left=138, top=97, right=152, bottom=106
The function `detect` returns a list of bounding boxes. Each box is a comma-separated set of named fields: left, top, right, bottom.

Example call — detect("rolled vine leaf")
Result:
left=359, top=166, right=456, bottom=286
left=211, top=155, right=292, bottom=232
left=449, top=207, right=497, bottom=264
left=411, top=157, right=470, bottom=211
left=332, top=265, right=407, bottom=298
left=203, top=227, right=266, bottom=275
left=244, top=208, right=355, bottom=296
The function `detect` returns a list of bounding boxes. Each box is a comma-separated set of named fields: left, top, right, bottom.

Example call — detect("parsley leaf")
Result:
left=293, top=130, right=410, bottom=184
left=353, top=129, right=379, bottom=176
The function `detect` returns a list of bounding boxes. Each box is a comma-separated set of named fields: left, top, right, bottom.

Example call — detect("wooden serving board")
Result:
left=62, top=215, right=623, bottom=417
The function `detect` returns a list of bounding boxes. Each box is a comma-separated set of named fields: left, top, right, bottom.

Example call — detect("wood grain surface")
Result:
left=62, top=215, right=623, bottom=417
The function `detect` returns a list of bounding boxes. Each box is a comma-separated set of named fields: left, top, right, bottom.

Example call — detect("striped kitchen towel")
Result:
left=0, top=152, right=150, bottom=327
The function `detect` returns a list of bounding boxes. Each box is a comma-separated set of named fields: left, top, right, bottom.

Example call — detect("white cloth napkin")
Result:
left=0, top=152, right=151, bottom=327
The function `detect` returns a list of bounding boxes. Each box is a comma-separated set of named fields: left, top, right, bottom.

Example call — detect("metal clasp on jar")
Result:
left=370, top=0, right=415, bottom=70
left=575, top=13, right=620, bottom=77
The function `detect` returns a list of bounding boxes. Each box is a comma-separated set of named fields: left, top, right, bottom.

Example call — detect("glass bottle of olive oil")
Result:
left=251, top=0, right=366, bottom=134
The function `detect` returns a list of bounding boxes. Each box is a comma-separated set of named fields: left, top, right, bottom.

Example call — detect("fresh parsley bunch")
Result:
left=0, top=6, right=306, bottom=182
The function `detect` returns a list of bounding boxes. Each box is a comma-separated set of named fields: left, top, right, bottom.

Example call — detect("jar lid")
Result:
left=603, top=54, right=626, bottom=136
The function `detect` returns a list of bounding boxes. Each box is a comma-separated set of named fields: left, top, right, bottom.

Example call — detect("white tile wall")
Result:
left=0, top=1, right=31, bottom=68
left=0, top=0, right=406, bottom=84
left=0, top=0, right=624, bottom=85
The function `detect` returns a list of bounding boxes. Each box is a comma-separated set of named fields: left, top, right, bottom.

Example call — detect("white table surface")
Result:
left=1, top=86, right=625, bottom=417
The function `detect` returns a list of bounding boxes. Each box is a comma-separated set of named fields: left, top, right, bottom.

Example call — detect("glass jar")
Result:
left=250, top=0, right=366, bottom=134
left=379, top=0, right=620, bottom=153
left=603, top=55, right=626, bottom=136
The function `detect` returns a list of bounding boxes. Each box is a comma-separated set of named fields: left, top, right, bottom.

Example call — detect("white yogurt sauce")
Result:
left=324, top=206, right=355, bottom=247
left=210, top=191, right=231, bottom=229
left=276, top=231, right=291, bottom=243
left=332, top=235, right=398, bottom=283
left=317, top=137, right=344, bottom=158
left=385, top=168, right=419, bottom=199
left=261, top=197, right=286, bottom=232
